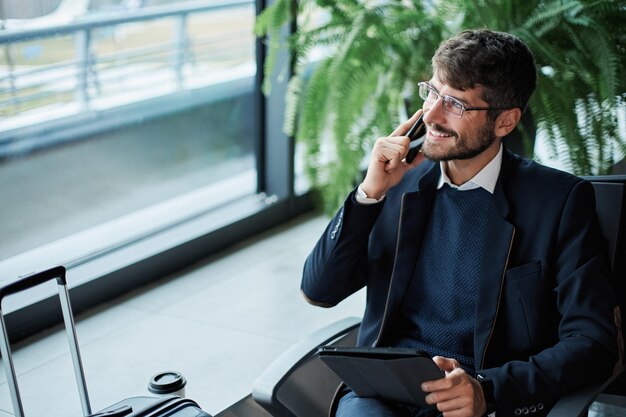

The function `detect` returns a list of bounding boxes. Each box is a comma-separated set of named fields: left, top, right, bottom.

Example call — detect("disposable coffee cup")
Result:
left=148, top=371, right=187, bottom=397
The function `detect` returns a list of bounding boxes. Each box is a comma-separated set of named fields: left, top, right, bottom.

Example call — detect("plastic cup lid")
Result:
left=148, top=371, right=187, bottom=394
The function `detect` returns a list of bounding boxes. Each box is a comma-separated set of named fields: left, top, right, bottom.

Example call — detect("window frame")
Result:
left=1, top=0, right=310, bottom=343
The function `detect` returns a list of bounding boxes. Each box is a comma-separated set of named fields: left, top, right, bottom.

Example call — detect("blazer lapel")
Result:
left=474, top=153, right=516, bottom=370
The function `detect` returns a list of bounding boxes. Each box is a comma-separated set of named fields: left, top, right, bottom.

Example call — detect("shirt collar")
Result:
left=437, top=143, right=503, bottom=194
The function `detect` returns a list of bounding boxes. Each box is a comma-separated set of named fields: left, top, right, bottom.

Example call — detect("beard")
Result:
left=422, top=119, right=497, bottom=162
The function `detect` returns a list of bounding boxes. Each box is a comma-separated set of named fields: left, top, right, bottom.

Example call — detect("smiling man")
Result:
left=302, top=29, right=619, bottom=417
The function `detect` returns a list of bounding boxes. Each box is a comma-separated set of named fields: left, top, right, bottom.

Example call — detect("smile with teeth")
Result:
left=428, top=127, right=456, bottom=139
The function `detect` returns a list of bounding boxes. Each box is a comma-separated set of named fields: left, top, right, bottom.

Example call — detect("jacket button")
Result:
left=330, top=232, right=336, bottom=239
left=530, top=406, right=537, bottom=413
left=515, top=409, right=522, bottom=416
left=537, top=403, right=544, bottom=410
left=522, top=407, right=529, bottom=414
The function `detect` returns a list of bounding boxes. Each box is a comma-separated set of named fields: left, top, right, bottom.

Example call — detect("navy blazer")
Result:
left=302, top=149, right=618, bottom=416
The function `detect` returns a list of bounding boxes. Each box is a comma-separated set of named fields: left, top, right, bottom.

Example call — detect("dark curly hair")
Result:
left=432, top=29, right=537, bottom=119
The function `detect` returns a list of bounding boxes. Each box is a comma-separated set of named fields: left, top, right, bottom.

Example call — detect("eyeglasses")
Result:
left=417, top=82, right=511, bottom=118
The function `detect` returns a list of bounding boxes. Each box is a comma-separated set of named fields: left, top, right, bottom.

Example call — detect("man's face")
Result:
left=420, top=78, right=497, bottom=162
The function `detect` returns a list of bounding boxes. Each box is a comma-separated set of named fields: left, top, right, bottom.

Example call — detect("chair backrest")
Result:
left=587, top=175, right=626, bottom=331
left=548, top=176, right=626, bottom=417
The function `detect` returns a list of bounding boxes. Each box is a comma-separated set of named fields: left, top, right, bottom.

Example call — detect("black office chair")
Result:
left=250, top=175, right=626, bottom=417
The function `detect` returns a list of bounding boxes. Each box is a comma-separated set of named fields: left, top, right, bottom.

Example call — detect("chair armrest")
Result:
left=547, top=367, right=626, bottom=417
left=546, top=385, right=600, bottom=417
left=253, top=317, right=361, bottom=417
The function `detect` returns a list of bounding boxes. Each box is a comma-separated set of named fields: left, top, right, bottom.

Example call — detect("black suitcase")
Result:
left=0, top=266, right=212, bottom=417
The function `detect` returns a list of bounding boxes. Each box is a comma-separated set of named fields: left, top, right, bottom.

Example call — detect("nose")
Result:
left=422, top=96, right=447, bottom=125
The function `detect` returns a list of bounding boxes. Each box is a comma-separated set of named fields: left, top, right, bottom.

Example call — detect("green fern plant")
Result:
left=256, top=0, right=626, bottom=213
left=456, top=0, right=626, bottom=175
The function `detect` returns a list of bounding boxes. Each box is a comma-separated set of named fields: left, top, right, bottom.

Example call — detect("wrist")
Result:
left=358, top=183, right=386, bottom=201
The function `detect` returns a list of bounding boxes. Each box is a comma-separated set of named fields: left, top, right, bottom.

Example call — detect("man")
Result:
left=302, top=29, right=619, bottom=417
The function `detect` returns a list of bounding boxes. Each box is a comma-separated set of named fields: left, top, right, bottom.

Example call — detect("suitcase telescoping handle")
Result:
left=0, top=266, right=92, bottom=417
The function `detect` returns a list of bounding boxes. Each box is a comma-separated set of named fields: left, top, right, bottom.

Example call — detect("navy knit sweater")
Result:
left=390, top=184, right=495, bottom=374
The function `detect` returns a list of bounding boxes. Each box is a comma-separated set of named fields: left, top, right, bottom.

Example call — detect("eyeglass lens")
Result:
left=418, top=83, right=464, bottom=117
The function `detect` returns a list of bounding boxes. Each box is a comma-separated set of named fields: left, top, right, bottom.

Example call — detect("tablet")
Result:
left=317, top=346, right=444, bottom=407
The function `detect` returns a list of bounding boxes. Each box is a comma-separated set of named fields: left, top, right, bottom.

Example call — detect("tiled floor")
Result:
left=0, top=213, right=366, bottom=417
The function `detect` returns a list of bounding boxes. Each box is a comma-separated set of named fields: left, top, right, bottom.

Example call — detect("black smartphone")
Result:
left=405, top=114, right=426, bottom=163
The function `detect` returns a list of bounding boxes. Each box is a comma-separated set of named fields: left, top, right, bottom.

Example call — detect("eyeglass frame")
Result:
left=417, top=81, right=512, bottom=118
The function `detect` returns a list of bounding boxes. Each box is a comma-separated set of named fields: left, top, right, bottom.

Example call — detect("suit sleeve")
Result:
left=480, top=180, right=619, bottom=416
left=301, top=189, right=384, bottom=307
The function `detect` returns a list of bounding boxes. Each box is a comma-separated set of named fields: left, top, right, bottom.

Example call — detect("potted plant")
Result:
left=256, top=0, right=626, bottom=213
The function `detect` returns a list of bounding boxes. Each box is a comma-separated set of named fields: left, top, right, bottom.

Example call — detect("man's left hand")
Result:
left=421, top=356, right=487, bottom=417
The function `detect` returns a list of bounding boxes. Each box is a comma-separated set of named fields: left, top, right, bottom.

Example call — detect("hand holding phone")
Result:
left=360, top=112, right=426, bottom=200
left=405, top=114, right=426, bottom=163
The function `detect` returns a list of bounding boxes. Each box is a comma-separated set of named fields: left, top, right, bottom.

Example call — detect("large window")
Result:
left=0, top=0, right=300, bottom=330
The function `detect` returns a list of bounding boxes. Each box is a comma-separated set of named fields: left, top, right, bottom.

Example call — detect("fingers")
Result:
left=422, top=365, right=486, bottom=417
left=425, top=379, right=486, bottom=417
left=432, top=356, right=461, bottom=373
left=390, top=109, right=423, bottom=137
left=372, top=136, right=410, bottom=169
left=422, top=366, right=464, bottom=394
left=360, top=110, right=426, bottom=199
left=372, top=109, right=425, bottom=167
left=430, top=396, right=473, bottom=417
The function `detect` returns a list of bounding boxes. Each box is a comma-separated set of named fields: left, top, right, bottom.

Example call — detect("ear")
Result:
left=494, top=108, right=522, bottom=138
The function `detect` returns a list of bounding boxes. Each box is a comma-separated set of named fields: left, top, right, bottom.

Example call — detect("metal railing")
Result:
left=0, top=0, right=255, bottom=149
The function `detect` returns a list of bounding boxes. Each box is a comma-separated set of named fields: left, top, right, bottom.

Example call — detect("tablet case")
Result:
left=318, top=346, right=444, bottom=407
